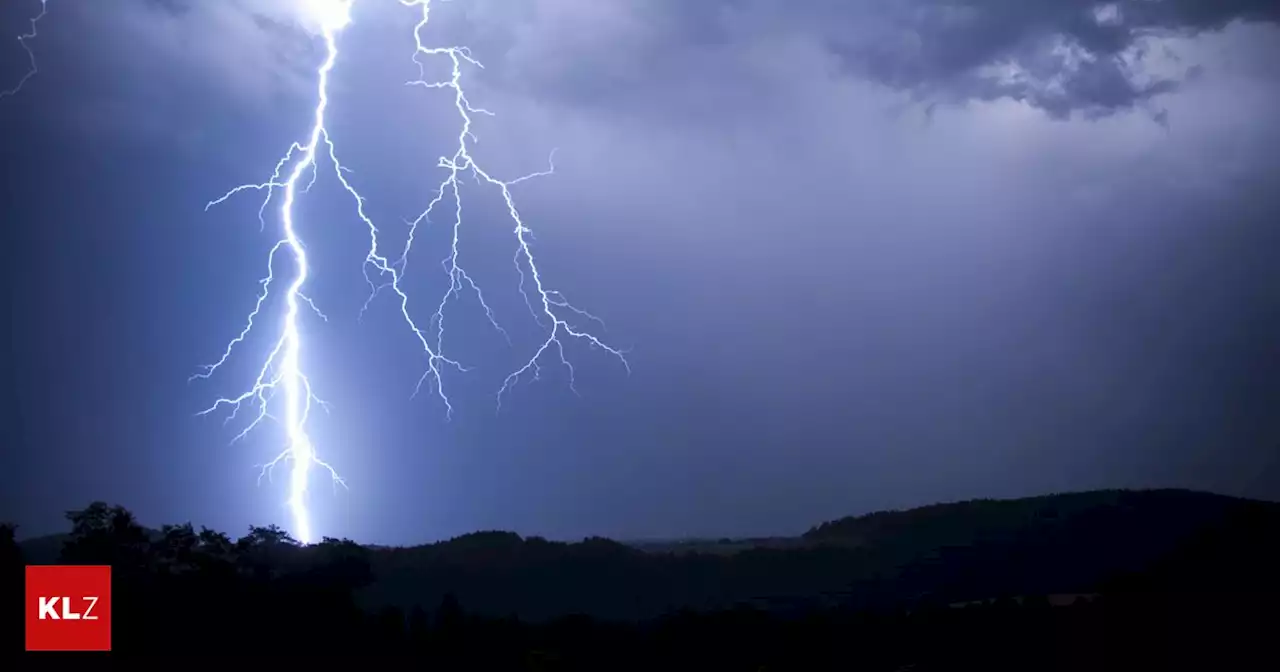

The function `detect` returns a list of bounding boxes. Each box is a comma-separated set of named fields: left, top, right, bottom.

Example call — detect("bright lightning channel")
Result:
left=1, top=0, right=48, bottom=99
left=194, top=0, right=628, bottom=545
left=193, top=0, right=358, bottom=546
left=399, top=0, right=630, bottom=410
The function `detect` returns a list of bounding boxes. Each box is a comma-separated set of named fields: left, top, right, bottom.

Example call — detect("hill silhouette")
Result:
left=6, top=489, right=1277, bottom=664
left=344, top=488, right=1277, bottom=619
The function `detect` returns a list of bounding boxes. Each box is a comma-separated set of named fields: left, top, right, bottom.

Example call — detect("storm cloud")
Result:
left=422, top=0, right=1280, bottom=123
left=818, top=0, right=1280, bottom=119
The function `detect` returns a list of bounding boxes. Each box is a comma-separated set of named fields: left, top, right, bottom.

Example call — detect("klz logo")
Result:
left=38, top=596, right=101, bottom=620
left=25, top=565, right=112, bottom=652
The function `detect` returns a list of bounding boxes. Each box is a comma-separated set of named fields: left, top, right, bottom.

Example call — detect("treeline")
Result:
left=3, top=494, right=1277, bottom=666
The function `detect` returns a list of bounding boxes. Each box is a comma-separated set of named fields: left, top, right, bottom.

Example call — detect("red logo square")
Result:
left=25, top=565, right=112, bottom=652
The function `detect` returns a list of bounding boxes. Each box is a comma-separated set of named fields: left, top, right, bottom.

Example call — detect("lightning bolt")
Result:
left=1, top=0, right=48, bottom=99
left=191, top=0, right=627, bottom=544
left=399, top=0, right=630, bottom=410
left=193, top=0, right=358, bottom=546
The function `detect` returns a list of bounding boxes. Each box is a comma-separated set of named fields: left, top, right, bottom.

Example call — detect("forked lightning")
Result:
left=189, top=0, right=627, bottom=543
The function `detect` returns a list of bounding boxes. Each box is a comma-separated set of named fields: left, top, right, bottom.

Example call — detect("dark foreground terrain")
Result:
left=5, top=488, right=1278, bottom=668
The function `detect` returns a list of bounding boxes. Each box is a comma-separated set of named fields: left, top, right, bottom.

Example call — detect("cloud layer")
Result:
left=816, top=0, right=1280, bottom=118
left=413, top=0, right=1280, bottom=122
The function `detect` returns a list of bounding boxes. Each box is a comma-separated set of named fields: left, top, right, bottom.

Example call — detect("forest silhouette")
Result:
left=5, top=488, right=1277, bottom=667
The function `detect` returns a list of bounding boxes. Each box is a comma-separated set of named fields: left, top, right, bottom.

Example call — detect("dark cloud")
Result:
left=817, top=0, right=1280, bottom=118
left=454, top=0, right=1278, bottom=123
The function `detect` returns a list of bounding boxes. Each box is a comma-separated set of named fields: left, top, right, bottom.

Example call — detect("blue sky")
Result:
left=3, top=0, right=1279, bottom=545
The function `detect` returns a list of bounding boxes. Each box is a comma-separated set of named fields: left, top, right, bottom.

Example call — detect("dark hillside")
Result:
left=352, top=489, right=1278, bottom=619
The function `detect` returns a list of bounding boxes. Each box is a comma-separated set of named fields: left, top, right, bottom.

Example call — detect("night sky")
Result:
left=2, top=0, right=1279, bottom=546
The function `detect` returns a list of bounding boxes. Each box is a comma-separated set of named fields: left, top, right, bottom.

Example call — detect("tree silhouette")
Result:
left=61, top=502, right=151, bottom=573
